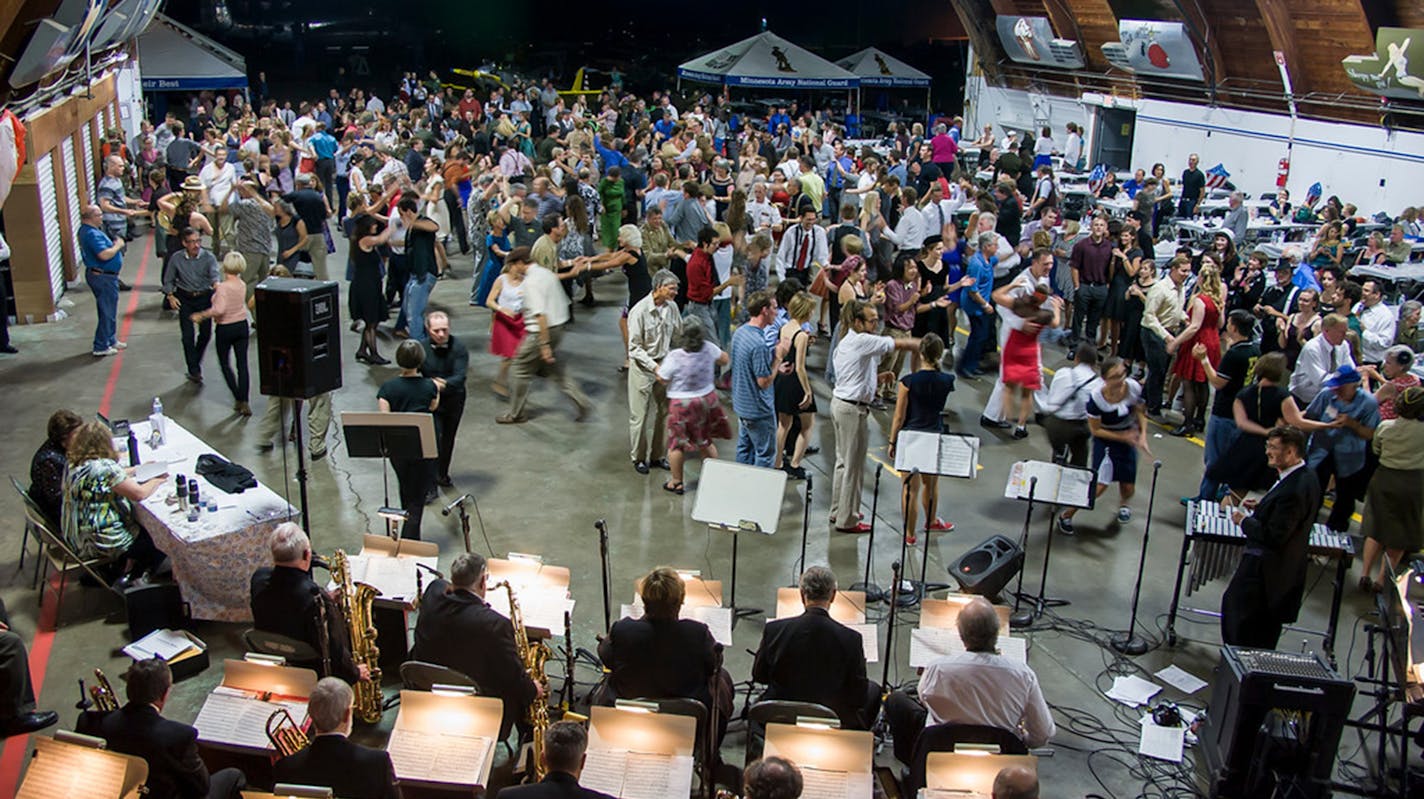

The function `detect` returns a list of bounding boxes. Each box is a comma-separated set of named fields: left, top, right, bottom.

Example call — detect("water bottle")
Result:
left=176, top=474, right=188, bottom=511
left=152, top=397, right=163, bottom=418
left=127, top=430, right=140, bottom=467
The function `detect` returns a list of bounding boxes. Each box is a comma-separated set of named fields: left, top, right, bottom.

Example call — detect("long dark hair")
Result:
left=561, top=178, right=590, bottom=234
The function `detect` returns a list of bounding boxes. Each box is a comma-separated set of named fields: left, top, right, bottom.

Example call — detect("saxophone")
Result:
left=329, top=549, right=384, bottom=723
left=491, top=580, right=551, bottom=781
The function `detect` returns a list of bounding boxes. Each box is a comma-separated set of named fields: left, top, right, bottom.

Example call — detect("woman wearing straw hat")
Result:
left=1358, top=386, right=1424, bottom=591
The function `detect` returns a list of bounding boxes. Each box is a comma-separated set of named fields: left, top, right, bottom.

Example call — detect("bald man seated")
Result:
left=993, top=764, right=1039, bottom=799
left=884, top=596, right=1054, bottom=764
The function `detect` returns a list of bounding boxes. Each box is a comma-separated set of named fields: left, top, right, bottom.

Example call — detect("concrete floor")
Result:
left=0, top=231, right=1393, bottom=797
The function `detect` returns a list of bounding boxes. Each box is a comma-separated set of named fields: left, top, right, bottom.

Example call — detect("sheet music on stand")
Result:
left=18, top=737, right=145, bottom=799
left=620, top=602, right=734, bottom=646
left=386, top=691, right=503, bottom=788
left=763, top=722, right=874, bottom=799
left=894, top=430, right=980, bottom=479
left=1004, top=460, right=1096, bottom=509
left=909, top=627, right=1027, bottom=668
left=581, top=706, right=696, bottom=799
left=193, top=660, right=317, bottom=753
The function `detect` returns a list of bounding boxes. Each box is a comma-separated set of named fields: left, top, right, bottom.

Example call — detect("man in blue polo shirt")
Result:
left=308, top=122, right=339, bottom=209
left=77, top=204, right=127, bottom=356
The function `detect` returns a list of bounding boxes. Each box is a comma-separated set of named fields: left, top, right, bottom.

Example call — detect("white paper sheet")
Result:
left=619, top=603, right=733, bottom=646
left=895, top=430, right=979, bottom=479
left=1104, top=674, right=1163, bottom=707
left=387, top=728, right=493, bottom=785
left=848, top=623, right=879, bottom=663
left=1138, top=720, right=1186, bottom=762
left=1004, top=460, right=1094, bottom=507
left=921, top=791, right=990, bottom=799
left=1153, top=665, right=1208, bottom=695
left=798, top=766, right=874, bottom=799
left=579, top=750, right=694, bottom=799
left=17, top=745, right=127, bottom=799
left=193, top=689, right=308, bottom=750
left=489, top=588, right=576, bottom=635
left=909, top=627, right=1027, bottom=668
left=123, top=628, right=199, bottom=661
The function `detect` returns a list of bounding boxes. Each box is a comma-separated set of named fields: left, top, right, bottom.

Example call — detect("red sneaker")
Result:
left=928, top=518, right=956, bottom=532
left=835, top=522, right=873, bottom=534
left=905, top=533, right=918, bottom=545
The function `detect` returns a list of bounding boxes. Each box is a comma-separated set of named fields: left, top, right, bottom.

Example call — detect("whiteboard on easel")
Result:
left=894, top=430, right=979, bottom=479
left=691, top=459, right=787, bottom=535
left=1004, top=460, right=1096, bottom=509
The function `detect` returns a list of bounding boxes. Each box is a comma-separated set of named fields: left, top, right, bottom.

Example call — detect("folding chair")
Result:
left=398, top=661, right=480, bottom=693
left=9, top=476, right=47, bottom=586
left=26, top=502, right=123, bottom=627
left=903, top=722, right=1029, bottom=798
left=744, top=699, right=838, bottom=768
left=241, top=629, right=320, bottom=665
left=634, top=697, right=714, bottom=799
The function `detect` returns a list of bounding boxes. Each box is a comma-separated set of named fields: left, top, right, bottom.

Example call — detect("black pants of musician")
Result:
left=315, top=158, right=336, bottom=209
left=1045, top=416, right=1091, bottom=468
left=433, top=390, right=466, bottom=484
left=0, top=598, right=38, bottom=724
left=205, top=769, right=247, bottom=799
left=390, top=456, right=434, bottom=539
left=1313, top=451, right=1373, bottom=532
left=1221, top=553, right=1293, bottom=649
left=176, top=290, right=214, bottom=379
left=884, top=690, right=931, bottom=765
left=214, top=321, right=249, bottom=404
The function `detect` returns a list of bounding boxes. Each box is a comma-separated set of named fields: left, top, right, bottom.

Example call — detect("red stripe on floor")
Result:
left=0, top=237, right=152, bottom=796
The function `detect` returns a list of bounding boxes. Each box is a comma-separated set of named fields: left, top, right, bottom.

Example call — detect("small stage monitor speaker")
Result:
left=949, top=535, right=1024, bottom=599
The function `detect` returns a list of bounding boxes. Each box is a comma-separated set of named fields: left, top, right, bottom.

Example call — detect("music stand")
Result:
left=581, top=705, right=698, bottom=799
left=1002, top=460, right=1095, bottom=627
left=691, top=460, right=786, bottom=624
left=18, top=736, right=149, bottom=799
left=340, top=412, right=437, bottom=539
left=763, top=722, right=874, bottom=796
left=924, top=752, right=1038, bottom=796
left=893, top=431, right=980, bottom=606
left=386, top=690, right=503, bottom=792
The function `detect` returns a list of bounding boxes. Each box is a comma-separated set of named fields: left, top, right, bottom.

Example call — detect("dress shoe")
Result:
left=1012, top=426, right=1029, bottom=439
left=805, top=446, right=821, bottom=456
left=784, top=465, right=808, bottom=480
left=0, top=345, right=15, bottom=354
left=4, top=710, right=58, bottom=737
left=634, top=460, right=650, bottom=475
left=650, top=458, right=670, bottom=470
left=424, top=488, right=439, bottom=505
left=367, top=354, right=391, bottom=365
left=437, top=475, right=454, bottom=488
left=1168, top=423, right=1197, bottom=437
left=979, top=415, right=1011, bottom=429
left=235, top=402, right=252, bottom=417
left=185, top=372, right=203, bottom=384
left=118, top=280, right=133, bottom=292
left=496, top=414, right=528, bottom=425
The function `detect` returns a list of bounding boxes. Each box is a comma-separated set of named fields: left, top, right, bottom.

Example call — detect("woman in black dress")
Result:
left=1103, top=226, right=1142, bottom=356
left=349, top=213, right=391, bottom=365
left=888, top=334, right=957, bottom=542
left=376, top=341, right=439, bottom=540
left=1119, top=261, right=1153, bottom=370
left=1206, top=352, right=1333, bottom=500
left=774, top=292, right=818, bottom=479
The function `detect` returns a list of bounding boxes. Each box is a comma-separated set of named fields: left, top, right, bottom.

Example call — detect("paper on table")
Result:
left=387, top=728, right=493, bottom=785
left=1153, top=665, right=1208, bottom=695
left=909, top=627, right=1027, bottom=668
left=123, top=628, right=198, bottom=661
left=17, top=744, right=128, bottom=799
left=132, top=460, right=170, bottom=483
left=1139, top=721, right=1186, bottom=762
left=1105, top=674, right=1163, bottom=707
left=194, top=691, right=307, bottom=750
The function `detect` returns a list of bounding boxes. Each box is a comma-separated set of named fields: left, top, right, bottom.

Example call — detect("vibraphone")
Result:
left=1166, top=500, right=1354, bottom=663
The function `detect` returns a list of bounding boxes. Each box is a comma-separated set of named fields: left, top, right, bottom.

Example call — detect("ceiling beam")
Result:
left=1170, top=0, right=1228, bottom=101
left=1040, top=0, right=1085, bottom=47
left=1251, top=0, right=1304, bottom=97
left=949, top=0, right=1005, bottom=82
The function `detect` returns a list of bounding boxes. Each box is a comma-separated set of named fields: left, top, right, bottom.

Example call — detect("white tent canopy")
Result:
left=136, top=14, right=247, bottom=91
left=837, top=47, right=931, bottom=88
left=678, top=31, right=859, bottom=90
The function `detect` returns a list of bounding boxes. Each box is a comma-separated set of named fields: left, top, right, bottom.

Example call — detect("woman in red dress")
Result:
left=1167, top=262, right=1224, bottom=437
left=1000, top=289, right=1060, bottom=439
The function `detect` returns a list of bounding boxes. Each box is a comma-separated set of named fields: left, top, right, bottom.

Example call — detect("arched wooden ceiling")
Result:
left=950, top=0, right=1422, bottom=125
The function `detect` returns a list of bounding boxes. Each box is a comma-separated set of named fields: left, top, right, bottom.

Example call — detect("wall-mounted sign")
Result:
left=1342, top=28, right=1424, bottom=101
left=995, top=16, right=1085, bottom=70
left=1102, top=20, right=1205, bottom=82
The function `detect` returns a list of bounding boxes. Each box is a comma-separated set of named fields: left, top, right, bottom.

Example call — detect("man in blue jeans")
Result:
left=731, top=290, right=788, bottom=467
left=957, top=232, right=998, bottom=379
left=393, top=197, right=441, bottom=343
left=77, top=204, right=127, bottom=357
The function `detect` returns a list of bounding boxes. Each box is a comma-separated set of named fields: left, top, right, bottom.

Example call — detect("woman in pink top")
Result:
left=191, top=253, right=252, bottom=415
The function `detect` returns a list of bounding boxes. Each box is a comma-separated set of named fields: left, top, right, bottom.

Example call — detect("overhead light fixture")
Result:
left=615, top=699, right=659, bottom=714
left=508, top=552, right=543, bottom=565
left=378, top=506, right=409, bottom=523
left=795, top=716, right=840, bottom=730
left=431, top=684, right=476, bottom=697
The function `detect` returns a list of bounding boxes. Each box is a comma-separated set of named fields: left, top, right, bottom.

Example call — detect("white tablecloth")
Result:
left=1350, top=262, right=1424, bottom=281
left=130, top=419, right=295, bottom=622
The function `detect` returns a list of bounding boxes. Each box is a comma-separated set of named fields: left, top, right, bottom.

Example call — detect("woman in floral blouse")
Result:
left=62, top=421, right=167, bottom=586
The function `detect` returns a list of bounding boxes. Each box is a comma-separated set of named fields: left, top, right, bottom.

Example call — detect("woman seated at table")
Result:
left=30, top=409, right=83, bottom=523
left=62, top=421, right=168, bottom=588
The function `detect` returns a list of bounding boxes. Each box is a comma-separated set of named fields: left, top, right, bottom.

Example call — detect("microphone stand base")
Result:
left=850, top=582, right=886, bottom=604
left=1009, top=610, right=1035, bottom=629
left=1110, top=632, right=1150, bottom=656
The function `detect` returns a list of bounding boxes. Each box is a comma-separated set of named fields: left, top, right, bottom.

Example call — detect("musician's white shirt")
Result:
left=918, top=651, right=1056, bottom=748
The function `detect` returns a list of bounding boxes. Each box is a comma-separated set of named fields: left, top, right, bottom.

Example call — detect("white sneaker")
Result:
left=114, top=341, right=128, bottom=350
left=92, top=347, right=118, bottom=356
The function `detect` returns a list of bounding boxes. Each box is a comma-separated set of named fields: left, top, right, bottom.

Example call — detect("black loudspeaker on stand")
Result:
left=255, top=278, right=344, bottom=535
left=1111, top=460, right=1162, bottom=656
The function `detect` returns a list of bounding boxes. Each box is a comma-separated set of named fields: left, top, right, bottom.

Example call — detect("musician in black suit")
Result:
left=409, top=551, right=539, bottom=741
left=1221, top=425, right=1323, bottom=649
left=752, top=566, right=879, bottom=729
left=98, top=658, right=246, bottom=799
left=273, top=677, right=398, bottom=799
left=248, top=523, right=364, bottom=684
left=0, top=597, right=58, bottom=738
left=497, top=720, right=615, bottom=799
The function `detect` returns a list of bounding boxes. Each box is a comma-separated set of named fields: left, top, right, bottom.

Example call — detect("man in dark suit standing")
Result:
left=273, top=677, right=398, bottom=799
left=753, top=566, right=879, bottom=729
left=1221, top=425, right=1322, bottom=649
left=410, top=552, right=539, bottom=741
left=99, top=658, right=246, bottom=799
left=249, top=523, right=365, bottom=684
left=497, top=721, right=615, bottom=799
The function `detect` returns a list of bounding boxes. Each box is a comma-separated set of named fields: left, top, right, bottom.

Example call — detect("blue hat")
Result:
left=1324, top=364, right=1361, bottom=388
